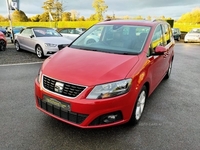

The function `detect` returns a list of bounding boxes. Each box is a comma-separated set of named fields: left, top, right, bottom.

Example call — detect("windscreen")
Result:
left=70, top=24, right=151, bottom=55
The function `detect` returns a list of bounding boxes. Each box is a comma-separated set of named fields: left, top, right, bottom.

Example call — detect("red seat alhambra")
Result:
left=35, top=19, right=175, bottom=128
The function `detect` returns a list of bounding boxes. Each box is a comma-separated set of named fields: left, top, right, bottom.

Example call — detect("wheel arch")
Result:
left=143, top=82, right=150, bottom=98
left=35, top=44, right=41, bottom=50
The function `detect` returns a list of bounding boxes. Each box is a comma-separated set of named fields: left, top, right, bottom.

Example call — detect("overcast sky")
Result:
left=0, top=0, right=200, bottom=20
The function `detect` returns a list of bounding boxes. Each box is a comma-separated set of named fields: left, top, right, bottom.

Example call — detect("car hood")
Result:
left=42, top=48, right=139, bottom=86
left=36, top=37, right=72, bottom=44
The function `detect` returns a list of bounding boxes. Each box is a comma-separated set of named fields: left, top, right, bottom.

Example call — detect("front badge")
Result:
left=55, top=82, right=64, bottom=93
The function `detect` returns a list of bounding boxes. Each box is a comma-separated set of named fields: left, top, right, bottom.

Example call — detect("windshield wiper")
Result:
left=78, top=47, right=98, bottom=51
left=114, top=52, right=138, bottom=55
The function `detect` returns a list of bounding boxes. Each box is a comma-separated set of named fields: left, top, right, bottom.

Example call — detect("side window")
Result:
left=161, top=24, right=171, bottom=45
left=21, top=29, right=32, bottom=36
left=151, top=25, right=163, bottom=48
left=60, top=29, right=68, bottom=34
left=147, top=25, right=163, bottom=56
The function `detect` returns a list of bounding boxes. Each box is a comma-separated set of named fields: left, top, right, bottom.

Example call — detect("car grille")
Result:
left=43, top=75, right=86, bottom=98
left=58, top=44, right=68, bottom=50
left=37, top=98, right=88, bottom=124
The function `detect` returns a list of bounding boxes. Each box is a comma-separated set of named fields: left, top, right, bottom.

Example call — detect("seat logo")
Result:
left=54, top=82, right=64, bottom=93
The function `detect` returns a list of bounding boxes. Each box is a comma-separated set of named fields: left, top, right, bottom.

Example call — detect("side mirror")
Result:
left=30, top=34, right=34, bottom=38
left=154, top=46, right=167, bottom=55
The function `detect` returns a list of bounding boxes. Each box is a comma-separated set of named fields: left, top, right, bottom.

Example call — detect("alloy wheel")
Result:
left=135, top=90, right=146, bottom=120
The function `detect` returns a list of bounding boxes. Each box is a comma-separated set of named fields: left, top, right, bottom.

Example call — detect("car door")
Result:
left=16, top=29, right=27, bottom=49
left=147, top=24, right=166, bottom=89
left=20, top=29, right=35, bottom=52
left=161, top=23, right=174, bottom=75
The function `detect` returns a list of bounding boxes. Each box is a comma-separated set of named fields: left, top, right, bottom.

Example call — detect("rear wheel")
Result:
left=129, top=86, right=147, bottom=125
left=164, top=60, right=173, bottom=79
left=35, top=45, right=44, bottom=58
left=0, top=39, right=6, bottom=51
left=177, top=36, right=181, bottom=41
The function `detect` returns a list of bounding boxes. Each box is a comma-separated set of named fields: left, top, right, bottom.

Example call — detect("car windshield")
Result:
left=189, top=29, right=200, bottom=33
left=33, top=28, right=62, bottom=37
left=70, top=24, right=151, bottom=55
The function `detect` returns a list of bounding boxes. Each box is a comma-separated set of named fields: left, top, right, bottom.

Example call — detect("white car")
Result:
left=15, top=27, right=72, bottom=58
left=58, top=28, right=83, bottom=41
left=184, top=28, right=200, bottom=43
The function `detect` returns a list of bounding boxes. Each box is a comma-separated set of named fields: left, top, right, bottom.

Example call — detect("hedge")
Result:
left=1, top=21, right=200, bottom=32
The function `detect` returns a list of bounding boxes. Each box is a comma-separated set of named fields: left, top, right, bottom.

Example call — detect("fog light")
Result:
left=89, top=111, right=123, bottom=126
left=103, top=115, right=118, bottom=123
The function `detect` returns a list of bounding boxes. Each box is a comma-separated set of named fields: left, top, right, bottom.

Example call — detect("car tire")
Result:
left=129, top=85, right=147, bottom=125
left=0, top=39, right=6, bottom=51
left=177, top=36, right=181, bottom=41
left=164, top=59, right=173, bottom=79
left=35, top=45, right=44, bottom=58
left=15, top=41, right=21, bottom=51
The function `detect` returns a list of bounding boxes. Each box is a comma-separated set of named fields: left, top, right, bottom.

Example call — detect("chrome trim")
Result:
left=42, top=74, right=88, bottom=99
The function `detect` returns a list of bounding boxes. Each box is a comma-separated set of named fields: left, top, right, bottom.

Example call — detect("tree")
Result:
left=39, top=12, right=50, bottom=22
left=87, top=14, right=96, bottom=21
left=11, top=10, right=28, bottom=22
left=92, top=0, right=108, bottom=21
left=62, top=12, right=71, bottom=21
left=54, top=0, right=63, bottom=21
left=146, top=16, right=152, bottom=21
left=177, top=7, right=200, bottom=24
left=78, top=16, right=85, bottom=21
left=70, top=10, right=80, bottom=21
left=42, top=0, right=63, bottom=21
left=0, top=15, right=8, bottom=22
left=30, top=15, right=40, bottom=22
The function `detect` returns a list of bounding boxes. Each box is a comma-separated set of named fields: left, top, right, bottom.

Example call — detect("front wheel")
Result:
left=0, top=39, right=6, bottom=51
left=35, top=45, right=44, bottom=58
left=129, top=86, right=147, bottom=125
left=15, top=41, right=21, bottom=51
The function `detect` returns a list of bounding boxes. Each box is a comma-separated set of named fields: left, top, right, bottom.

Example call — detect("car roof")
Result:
left=97, top=19, right=168, bottom=27
left=25, top=26, right=54, bottom=29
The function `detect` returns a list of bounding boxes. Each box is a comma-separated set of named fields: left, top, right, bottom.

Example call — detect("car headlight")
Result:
left=87, top=79, right=132, bottom=99
left=37, top=68, right=42, bottom=84
left=45, top=43, right=57, bottom=47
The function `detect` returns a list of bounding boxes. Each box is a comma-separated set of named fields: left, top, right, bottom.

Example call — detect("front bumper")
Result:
left=35, top=79, right=137, bottom=128
left=184, top=36, right=200, bottom=43
left=43, top=47, right=59, bottom=56
left=42, top=44, right=67, bottom=56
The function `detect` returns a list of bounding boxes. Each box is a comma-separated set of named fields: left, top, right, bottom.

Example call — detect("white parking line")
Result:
left=0, top=61, right=43, bottom=67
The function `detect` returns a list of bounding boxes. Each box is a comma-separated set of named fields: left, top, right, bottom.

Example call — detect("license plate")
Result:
left=43, top=95, right=71, bottom=111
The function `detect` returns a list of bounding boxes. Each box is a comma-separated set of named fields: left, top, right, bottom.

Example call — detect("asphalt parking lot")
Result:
left=0, top=41, right=200, bottom=150
left=0, top=40, right=46, bottom=65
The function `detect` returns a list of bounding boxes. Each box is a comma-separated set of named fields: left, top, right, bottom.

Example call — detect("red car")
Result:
left=0, top=31, right=7, bottom=51
left=35, top=20, right=175, bottom=128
